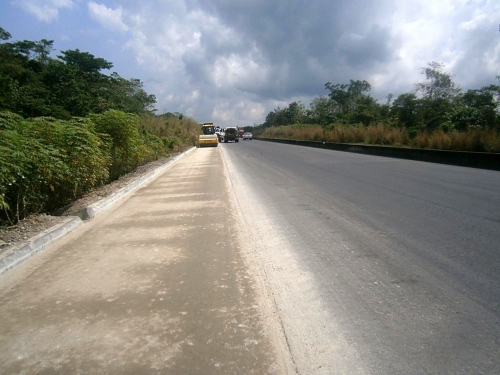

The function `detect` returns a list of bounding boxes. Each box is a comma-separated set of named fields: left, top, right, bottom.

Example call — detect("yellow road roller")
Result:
left=198, top=122, right=219, bottom=147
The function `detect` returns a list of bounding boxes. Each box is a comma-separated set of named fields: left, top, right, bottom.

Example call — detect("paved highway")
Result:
left=221, top=140, right=500, bottom=374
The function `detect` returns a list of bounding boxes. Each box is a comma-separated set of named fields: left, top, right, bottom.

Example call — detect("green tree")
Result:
left=262, top=107, right=288, bottom=127
left=449, top=86, right=500, bottom=131
left=415, top=62, right=461, bottom=101
left=9, top=39, right=54, bottom=62
left=0, top=27, right=12, bottom=41
left=415, top=62, right=461, bottom=130
left=58, top=49, right=113, bottom=73
left=0, top=33, right=157, bottom=119
left=391, top=93, right=422, bottom=129
left=324, top=81, right=351, bottom=114
left=324, top=79, right=379, bottom=124
left=325, top=80, right=372, bottom=113
left=309, top=96, right=336, bottom=125
left=0, top=34, right=53, bottom=116
left=285, top=101, right=305, bottom=124
left=106, top=73, right=157, bottom=114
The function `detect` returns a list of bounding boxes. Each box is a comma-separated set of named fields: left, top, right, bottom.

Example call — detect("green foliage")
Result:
left=58, top=49, right=113, bottom=73
left=325, top=79, right=373, bottom=120
left=391, top=93, right=421, bottom=128
left=0, top=30, right=156, bottom=118
left=258, top=61, right=500, bottom=148
left=0, top=112, right=110, bottom=224
left=309, top=96, right=336, bottom=125
left=0, top=30, right=199, bottom=226
left=0, top=27, right=11, bottom=41
left=9, top=39, right=54, bottom=61
left=261, top=102, right=307, bottom=127
left=0, top=108, right=199, bottom=226
left=91, top=110, right=142, bottom=180
left=104, top=73, right=157, bottom=115
left=415, top=62, right=461, bottom=101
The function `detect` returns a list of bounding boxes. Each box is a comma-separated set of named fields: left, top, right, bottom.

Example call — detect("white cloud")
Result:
left=211, top=100, right=265, bottom=125
left=364, top=0, right=500, bottom=98
left=16, top=0, right=74, bottom=23
left=88, top=2, right=128, bottom=33
left=211, top=53, right=269, bottom=91
left=116, top=0, right=500, bottom=125
left=13, top=0, right=496, bottom=127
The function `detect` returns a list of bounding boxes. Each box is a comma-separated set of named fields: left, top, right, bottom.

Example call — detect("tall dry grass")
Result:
left=324, top=125, right=366, bottom=143
left=260, top=124, right=500, bottom=152
left=365, top=124, right=409, bottom=146
left=293, top=125, right=323, bottom=141
left=140, top=115, right=199, bottom=151
left=410, top=129, right=500, bottom=152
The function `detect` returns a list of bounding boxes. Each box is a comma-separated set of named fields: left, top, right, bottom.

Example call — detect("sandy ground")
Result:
left=0, top=147, right=293, bottom=374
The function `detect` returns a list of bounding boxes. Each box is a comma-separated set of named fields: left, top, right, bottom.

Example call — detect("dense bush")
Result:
left=0, top=110, right=199, bottom=226
left=91, top=110, right=142, bottom=180
left=0, top=29, right=200, bottom=226
left=0, top=111, right=110, bottom=223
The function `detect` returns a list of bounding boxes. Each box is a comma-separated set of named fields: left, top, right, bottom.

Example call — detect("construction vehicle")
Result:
left=198, top=123, right=219, bottom=147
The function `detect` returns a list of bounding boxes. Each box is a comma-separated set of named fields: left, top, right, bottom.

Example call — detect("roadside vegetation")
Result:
left=0, top=28, right=199, bottom=226
left=254, top=62, right=500, bottom=153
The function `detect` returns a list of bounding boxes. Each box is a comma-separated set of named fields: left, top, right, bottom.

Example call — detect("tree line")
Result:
left=0, top=28, right=199, bottom=225
left=258, top=62, right=500, bottom=139
left=0, top=27, right=156, bottom=118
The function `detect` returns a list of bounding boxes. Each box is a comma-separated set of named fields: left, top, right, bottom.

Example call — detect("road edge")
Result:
left=256, top=137, right=500, bottom=170
left=219, top=145, right=298, bottom=375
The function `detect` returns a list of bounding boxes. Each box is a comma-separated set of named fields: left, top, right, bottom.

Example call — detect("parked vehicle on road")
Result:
left=243, top=132, right=253, bottom=140
left=224, top=127, right=239, bottom=143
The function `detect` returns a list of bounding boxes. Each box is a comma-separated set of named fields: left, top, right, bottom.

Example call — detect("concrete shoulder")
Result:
left=0, top=147, right=195, bottom=276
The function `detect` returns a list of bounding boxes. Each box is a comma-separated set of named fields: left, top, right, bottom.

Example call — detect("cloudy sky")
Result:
left=1, top=0, right=499, bottom=127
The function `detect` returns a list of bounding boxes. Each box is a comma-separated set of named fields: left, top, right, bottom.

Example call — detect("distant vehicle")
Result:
left=224, top=127, right=239, bottom=143
left=238, top=129, right=245, bottom=138
left=215, top=127, right=222, bottom=142
left=243, top=132, right=253, bottom=140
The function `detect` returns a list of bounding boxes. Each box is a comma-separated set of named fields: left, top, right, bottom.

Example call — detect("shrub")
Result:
left=0, top=112, right=110, bottom=224
left=0, top=109, right=201, bottom=226
left=91, top=110, right=142, bottom=180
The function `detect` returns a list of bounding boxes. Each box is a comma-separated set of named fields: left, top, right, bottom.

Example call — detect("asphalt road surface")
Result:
left=221, top=139, right=500, bottom=374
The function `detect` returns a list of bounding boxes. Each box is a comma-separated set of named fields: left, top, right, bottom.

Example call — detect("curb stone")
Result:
left=0, top=147, right=196, bottom=276
left=0, top=216, right=83, bottom=276
left=75, top=147, right=196, bottom=220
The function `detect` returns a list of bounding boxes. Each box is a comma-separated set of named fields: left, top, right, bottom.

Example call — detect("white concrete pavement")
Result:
left=0, top=146, right=290, bottom=374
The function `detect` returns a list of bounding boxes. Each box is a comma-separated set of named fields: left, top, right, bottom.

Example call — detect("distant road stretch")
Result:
left=221, top=140, right=500, bottom=374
